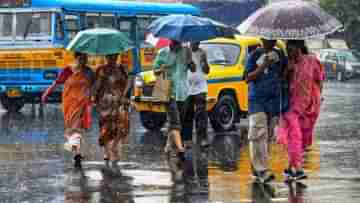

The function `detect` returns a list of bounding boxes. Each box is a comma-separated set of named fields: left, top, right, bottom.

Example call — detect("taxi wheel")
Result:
left=140, top=111, right=167, bottom=132
left=0, top=96, right=25, bottom=112
left=210, top=95, right=237, bottom=132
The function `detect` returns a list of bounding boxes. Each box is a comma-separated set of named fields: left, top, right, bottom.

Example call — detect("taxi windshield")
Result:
left=200, top=43, right=241, bottom=66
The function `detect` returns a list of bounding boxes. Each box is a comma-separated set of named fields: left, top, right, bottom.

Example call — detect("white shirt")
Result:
left=256, top=50, right=280, bottom=74
left=187, top=49, right=208, bottom=96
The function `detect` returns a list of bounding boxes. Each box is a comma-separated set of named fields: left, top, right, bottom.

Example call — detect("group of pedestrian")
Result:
left=40, top=39, right=211, bottom=189
left=153, top=40, right=210, bottom=187
left=245, top=38, right=324, bottom=183
left=41, top=52, right=130, bottom=169
left=40, top=36, right=323, bottom=188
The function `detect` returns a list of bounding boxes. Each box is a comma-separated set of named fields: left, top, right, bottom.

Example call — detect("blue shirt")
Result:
left=245, top=48, right=286, bottom=116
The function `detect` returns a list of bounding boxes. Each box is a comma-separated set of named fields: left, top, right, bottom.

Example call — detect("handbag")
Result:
left=152, top=71, right=171, bottom=102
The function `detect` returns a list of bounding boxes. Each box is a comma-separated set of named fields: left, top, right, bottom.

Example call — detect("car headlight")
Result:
left=134, top=76, right=144, bottom=87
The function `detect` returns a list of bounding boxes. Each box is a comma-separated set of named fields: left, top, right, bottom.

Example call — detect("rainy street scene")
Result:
left=0, top=0, right=360, bottom=203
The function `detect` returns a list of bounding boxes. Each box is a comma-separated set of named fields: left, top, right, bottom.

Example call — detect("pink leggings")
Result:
left=284, top=111, right=304, bottom=168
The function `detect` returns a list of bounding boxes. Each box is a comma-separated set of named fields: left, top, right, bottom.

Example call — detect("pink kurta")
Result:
left=276, top=55, right=324, bottom=168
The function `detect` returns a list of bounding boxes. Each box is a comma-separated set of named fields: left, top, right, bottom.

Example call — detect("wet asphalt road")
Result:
left=0, top=79, right=360, bottom=203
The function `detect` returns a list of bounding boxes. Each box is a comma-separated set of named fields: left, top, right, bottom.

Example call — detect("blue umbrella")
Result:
left=148, top=14, right=238, bottom=42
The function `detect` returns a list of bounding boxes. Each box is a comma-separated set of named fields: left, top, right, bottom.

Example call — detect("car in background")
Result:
left=319, top=49, right=360, bottom=81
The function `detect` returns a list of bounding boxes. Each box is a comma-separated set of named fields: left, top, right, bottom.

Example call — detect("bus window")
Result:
left=55, top=13, right=64, bottom=40
left=118, top=17, right=132, bottom=38
left=16, top=12, right=51, bottom=40
left=101, top=14, right=116, bottom=28
left=86, top=13, right=100, bottom=29
left=0, top=13, right=12, bottom=38
left=64, top=14, right=79, bottom=40
left=137, top=17, right=153, bottom=42
left=137, top=16, right=160, bottom=44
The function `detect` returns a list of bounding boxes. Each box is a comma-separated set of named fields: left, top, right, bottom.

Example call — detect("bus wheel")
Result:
left=0, top=96, right=25, bottom=112
left=140, top=111, right=167, bottom=132
left=209, top=94, right=237, bottom=132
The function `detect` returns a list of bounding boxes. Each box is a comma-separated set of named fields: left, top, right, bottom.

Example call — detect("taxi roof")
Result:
left=204, top=35, right=286, bottom=52
left=205, top=35, right=262, bottom=46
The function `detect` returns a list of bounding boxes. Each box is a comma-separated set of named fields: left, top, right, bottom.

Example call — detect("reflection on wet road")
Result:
left=209, top=140, right=321, bottom=202
left=0, top=80, right=360, bottom=203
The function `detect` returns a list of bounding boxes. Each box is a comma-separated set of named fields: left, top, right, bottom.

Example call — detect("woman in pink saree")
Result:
left=277, top=40, right=324, bottom=180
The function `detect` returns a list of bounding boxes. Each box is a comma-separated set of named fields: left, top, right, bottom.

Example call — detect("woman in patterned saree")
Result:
left=42, top=52, right=95, bottom=169
left=92, top=54, right=130, bottom=164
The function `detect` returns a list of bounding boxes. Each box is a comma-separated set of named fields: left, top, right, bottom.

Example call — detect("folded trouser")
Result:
left=165, top=99, right=184, bottom=182
left=182, top=93, right=209, bottom=182
left=248, top=112, right=278, bottom=172
left=182, top=93, right=208, bottom=144
left=164, top=99, right=184, bottom=153
left=167, top=99, right=183, bottom=131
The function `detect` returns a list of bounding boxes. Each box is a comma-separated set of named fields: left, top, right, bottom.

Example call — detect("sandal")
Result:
left=74, top=154, right=83, bottom=169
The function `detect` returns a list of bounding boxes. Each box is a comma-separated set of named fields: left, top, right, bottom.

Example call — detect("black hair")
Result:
left=287, top=40, right=309, bottom=55
left=74, top=52, right=86, bottom=58
left=106, top=53, right=119, bottom=58
left=301, top=45, right=309, bottom=55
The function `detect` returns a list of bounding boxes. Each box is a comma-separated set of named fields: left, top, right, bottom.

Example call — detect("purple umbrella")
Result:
left=237, top=0, right=342, bottom=40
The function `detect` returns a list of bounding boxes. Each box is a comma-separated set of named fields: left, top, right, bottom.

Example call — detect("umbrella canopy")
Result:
left=237, top=0, right=342, bottom=40
left=148, top=14, right=239, bottom=42
left=66, top=28, right=133, bottom=55
left=145, top=33, right=172, bottom=49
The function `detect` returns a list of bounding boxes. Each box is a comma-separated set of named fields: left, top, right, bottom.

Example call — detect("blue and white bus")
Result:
left=0, top=0, right=200, bottom=111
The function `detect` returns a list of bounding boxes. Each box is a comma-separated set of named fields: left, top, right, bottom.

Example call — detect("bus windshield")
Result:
left=0, top=11, right=52, bottom=41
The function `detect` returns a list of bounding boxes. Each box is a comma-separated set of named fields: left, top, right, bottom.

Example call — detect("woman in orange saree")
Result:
left=42, top=52, right=95, bottom=169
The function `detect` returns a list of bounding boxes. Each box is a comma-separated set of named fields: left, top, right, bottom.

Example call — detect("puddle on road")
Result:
left=209, top=143, right=321, bottom=203
left=2, top=79, right=360, bottom=203
left=0, top=130, right=341, bottom=203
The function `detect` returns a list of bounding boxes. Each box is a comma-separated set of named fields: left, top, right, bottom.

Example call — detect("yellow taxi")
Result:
left=132, top=35, right=285, bottom=132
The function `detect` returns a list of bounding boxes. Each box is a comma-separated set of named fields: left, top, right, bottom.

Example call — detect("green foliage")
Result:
left=319, top=0, right=360, bottom=49
left=319, top=0, right=360, bottom=27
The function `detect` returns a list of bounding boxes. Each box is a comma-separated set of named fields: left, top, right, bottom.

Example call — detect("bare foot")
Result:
left=170, top=129, right=185, bottom=152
